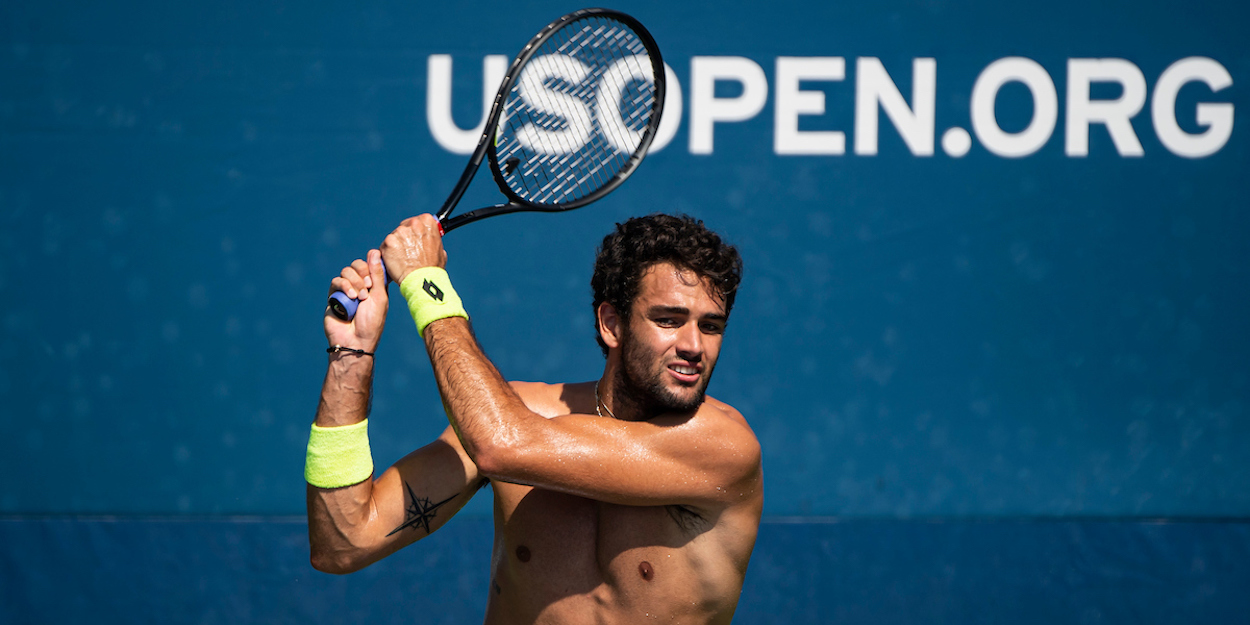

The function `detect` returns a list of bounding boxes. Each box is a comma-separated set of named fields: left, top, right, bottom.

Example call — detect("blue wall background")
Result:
left=1, top=0, right=1246, bottom=621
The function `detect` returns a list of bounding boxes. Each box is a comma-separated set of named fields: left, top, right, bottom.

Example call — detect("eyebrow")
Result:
left=647, top=305, right=727, bottom=322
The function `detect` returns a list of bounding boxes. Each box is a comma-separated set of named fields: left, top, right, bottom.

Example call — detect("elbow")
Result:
left=470, top=439, right=508, bottom=481
left=309, top=546, right=363, bottom=575
left=457, top=404, right=539, bottom=481
left=470, top=434, right=526, bottom=482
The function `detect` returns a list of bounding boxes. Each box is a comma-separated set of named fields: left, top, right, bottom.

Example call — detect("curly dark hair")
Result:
left=591, top=213, right=743, bottom=356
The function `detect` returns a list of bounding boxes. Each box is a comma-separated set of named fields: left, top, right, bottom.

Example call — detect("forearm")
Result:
left=315, top=354, right=374, bottom=427
left=307, top=481, right=384, bottom=573
left=307, top=354, right=381, bottom=572
left=422, top=317, right=535, bottom=473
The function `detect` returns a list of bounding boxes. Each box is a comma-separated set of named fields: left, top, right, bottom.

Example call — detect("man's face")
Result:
left=616, top=262, right=728, bottom=414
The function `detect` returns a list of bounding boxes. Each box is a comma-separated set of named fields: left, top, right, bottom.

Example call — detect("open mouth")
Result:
left=668, top=364, right=701, bottom=383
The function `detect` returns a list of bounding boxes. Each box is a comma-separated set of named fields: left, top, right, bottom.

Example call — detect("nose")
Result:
left=674, top=322, right=704, bottom=361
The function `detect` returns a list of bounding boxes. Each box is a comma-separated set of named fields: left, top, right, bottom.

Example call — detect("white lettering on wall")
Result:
left=854, top=57, right=936, bottom=156
left=427, top=54, right=508, bottom=155
left=1152, top=57, right=1234, bottom=158
left=970, top=57, right=1058, bottom=158
left=514, top=55, right=595, bottom=155
left=649, top=63, right=682, bottom=153
left=595, top=55, right=656, bottom=154
left=1066, top=58, right=1147, bottom=157
left=774, top=57, right=846, bottom=155
left=689, top=56, right=769, bottom=155
left=424, top=54, right=1233, bottom=159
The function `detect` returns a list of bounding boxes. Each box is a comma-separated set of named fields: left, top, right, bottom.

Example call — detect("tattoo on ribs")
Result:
left=386, top=482, right=456, bottom=537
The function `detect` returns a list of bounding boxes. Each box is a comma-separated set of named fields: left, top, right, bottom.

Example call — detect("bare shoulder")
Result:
left=694, top=395, right=757, bottom=446
left=699, top=395, right=753, bottom=432
left=508, top=380, right=591, bottom=418
left=692, top=395, right=762, bottom=479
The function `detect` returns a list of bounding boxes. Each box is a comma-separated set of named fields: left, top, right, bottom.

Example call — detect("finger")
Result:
left=338, top=265, right=367, bottom=298
left=367, top=249, right=387, bottom=291
left=329, top=275, right=356, bottom=300
left=339, top=268, right=360, bottom=298
left=351, top=258, right=369, bottom=278
left=350, top=259, right=371, bottom=298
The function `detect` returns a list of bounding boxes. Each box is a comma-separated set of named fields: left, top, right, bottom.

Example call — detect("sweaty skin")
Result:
left=477, top=381, right=761, bottom=624
left=308, top=214, right=763, bottom=624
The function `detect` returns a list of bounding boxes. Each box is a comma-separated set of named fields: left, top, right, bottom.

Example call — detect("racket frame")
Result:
left=437, top=7, right=665, bottom=233
left=328, top=8, right=664, bottom=321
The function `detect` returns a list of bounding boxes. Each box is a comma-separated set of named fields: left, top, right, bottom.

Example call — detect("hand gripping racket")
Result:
left=328, top=8, right=665, bottom=321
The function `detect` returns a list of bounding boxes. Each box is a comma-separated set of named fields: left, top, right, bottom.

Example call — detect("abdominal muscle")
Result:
left=482, top=482, right=741, bottom=625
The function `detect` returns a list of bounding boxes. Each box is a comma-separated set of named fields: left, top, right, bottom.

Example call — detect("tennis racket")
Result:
left=328, top=7, right=665, bottom=321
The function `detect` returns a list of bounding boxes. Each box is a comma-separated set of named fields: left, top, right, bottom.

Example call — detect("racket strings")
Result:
left=496, top=15, right=658, bottom=206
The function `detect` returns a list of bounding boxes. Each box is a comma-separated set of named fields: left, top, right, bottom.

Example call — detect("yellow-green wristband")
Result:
left=400, top=266, right=468, bottom=337
left=305, top=419, right=373, bottom=489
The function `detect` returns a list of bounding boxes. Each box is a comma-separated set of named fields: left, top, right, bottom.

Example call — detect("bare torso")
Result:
left=482, top=382, right=762, bottom=624
left=311, top=218, right=761, bottom=621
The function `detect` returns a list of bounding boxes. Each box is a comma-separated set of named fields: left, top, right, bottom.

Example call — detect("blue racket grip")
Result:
left=328, top=219, right=443, bottom=321
left=327, top=264, right=390, bottom=322
left=327, top=291, right=360, bottom=321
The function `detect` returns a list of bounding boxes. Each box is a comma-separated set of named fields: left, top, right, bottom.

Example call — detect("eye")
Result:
left=654, top=317, right=680, bottom=328
left=700, top=322, right=725, bottom=335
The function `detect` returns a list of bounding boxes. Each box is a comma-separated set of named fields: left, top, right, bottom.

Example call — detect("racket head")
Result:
left=332, top=10, right=664, bottom=320
left=441, top=9, right=664, bottom=232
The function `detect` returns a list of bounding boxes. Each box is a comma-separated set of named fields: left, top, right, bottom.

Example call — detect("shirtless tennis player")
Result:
left=307, top=213, right=762, bottom=624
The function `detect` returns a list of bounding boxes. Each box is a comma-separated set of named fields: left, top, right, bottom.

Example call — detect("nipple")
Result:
left=515, top=545, right=531, bottom=563
left=639, top=561, right=654, bottom=581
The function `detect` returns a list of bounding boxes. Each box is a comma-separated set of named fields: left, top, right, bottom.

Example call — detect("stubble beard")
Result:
left=614, top=323, right=713, bottom=418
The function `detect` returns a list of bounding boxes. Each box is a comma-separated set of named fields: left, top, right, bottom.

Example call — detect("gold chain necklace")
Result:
left=595, top=379, right=617, bottom=419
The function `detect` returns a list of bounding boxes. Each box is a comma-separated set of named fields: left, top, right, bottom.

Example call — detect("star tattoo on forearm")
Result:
left=387, top=482, right=457, bottom=537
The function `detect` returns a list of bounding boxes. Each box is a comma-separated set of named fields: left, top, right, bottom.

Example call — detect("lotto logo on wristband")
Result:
left=423, top=279, right=445, bottom=302
left=401, top=267, right=468, bottom=337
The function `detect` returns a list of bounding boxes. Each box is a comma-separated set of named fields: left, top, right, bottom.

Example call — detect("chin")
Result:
left=655, top=383, right=707, bottom=413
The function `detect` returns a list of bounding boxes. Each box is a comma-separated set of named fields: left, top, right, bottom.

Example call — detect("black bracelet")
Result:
left=327, top=345, right=375, bottom=357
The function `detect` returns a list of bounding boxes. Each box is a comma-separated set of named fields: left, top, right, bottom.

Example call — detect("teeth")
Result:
left=672, top=366, right=697, bottom=375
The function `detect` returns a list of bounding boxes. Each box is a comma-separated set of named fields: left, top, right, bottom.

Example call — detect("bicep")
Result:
left=374, top=426, right=485, bottom=539
left=486, top=413, right=760, bottom=509
left=343, top=426, right=486, bottom=568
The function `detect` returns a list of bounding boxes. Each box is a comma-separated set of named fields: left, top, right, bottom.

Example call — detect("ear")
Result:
left=597, top=301, right=623, bottom=350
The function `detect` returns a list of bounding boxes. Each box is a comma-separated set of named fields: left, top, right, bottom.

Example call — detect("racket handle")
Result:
left=327, top=264, right=390, bottom=322
left=327, top=291, right=360, bottom=321
left=327, top=221, right=444, bottom=321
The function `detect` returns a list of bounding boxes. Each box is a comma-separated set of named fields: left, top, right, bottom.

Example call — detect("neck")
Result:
left=596, top=358, right=654, bottom=422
